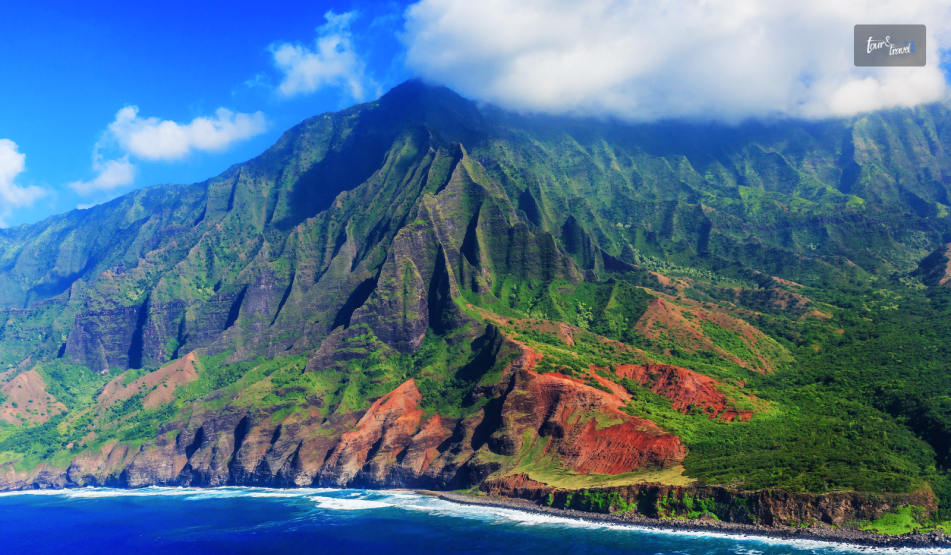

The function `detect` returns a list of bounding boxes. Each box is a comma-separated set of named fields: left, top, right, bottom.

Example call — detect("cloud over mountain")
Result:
left=0, top=139, right=46, bottom=225
left=68, top=153, right=135, bottom=196
left=108, top=106, right=267, bottom=161
left=402, top=0, right=951, bottom=122
left=69, top=106, right=267, bottom=195
left=270, top=10, right=373, bottom=100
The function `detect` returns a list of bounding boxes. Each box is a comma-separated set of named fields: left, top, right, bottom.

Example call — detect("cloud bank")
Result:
left=402, top=0, right=951, bottom=122
left=70, top=106, right=266, bottom=195
left=0, top=139, right=46, bottom=225
left=271, top=10, right=373, bottom=100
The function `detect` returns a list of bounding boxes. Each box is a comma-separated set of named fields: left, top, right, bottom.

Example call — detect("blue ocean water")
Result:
left=0, top=488, right=938, bottom=555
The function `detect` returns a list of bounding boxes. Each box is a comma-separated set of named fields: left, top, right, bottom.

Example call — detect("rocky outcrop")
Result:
left=64, top=304, right=144, bottom=372
left=320, top=379, right=425, bottom=485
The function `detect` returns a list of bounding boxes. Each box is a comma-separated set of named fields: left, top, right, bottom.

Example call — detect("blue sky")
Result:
left=0, top=0, right=413, bottom=227
left=2, top=0, right=948, bottom=227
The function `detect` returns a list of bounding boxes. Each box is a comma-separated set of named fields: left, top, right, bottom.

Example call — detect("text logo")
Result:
left=855, top=25, right=926, bottom=67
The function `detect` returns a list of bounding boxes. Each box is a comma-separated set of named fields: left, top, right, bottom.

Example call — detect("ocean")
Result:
left=0, top=488, right=939, bottom=555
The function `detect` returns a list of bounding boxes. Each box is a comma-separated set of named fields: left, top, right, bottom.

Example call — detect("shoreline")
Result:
left=428, top=491, right=951, bottom=549
left=2, top=483, right=950, bottom=549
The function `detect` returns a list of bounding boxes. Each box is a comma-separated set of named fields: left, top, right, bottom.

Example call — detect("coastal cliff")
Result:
left=480, top=473, right=937, bottom=528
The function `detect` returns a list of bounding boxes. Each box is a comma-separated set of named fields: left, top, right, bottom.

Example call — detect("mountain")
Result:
left=3, top=80, right=951, bottom=531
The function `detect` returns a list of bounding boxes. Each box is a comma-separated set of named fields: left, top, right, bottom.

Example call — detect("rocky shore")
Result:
left=433, top=491, right=951, bottom=549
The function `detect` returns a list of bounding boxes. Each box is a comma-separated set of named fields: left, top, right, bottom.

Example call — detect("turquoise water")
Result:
left=0, top=488, right=939, bottom=554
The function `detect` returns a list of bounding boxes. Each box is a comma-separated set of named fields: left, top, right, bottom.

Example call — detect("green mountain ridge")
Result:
left=2, top=80, right=951, bottom=531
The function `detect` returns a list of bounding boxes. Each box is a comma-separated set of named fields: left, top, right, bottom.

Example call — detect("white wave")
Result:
left=244, top=491, right=319, bottom=498
left=0, top=489, right=76, bottom=497
left=0, top=486, right=198, bottom=498
left=181, top=488, right=319, bottom=500
left=368, top=491, right=629, bottom=529
left=312, top=496, right=390, bottom=511
left=368, top=492, right=951, bottom=555
left=66, top=488, right=198, bottom=498
left=0, top=486, right=338, bottom=500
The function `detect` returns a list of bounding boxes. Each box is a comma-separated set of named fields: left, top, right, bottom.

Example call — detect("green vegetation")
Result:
left=566, top=490, right=633, bottom=513
left=861, top=506, right=928, bottom=535
left=36, top=361, right=112, bottom=412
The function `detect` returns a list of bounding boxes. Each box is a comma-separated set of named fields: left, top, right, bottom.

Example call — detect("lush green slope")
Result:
left=1, top=81, right=951, bottom=527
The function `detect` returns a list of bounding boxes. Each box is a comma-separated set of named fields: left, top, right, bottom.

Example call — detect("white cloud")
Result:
left=402, top=0, right=951, bottom=122
left=108, top=106, right=267, bottom=161
left=270, top=10, right=373, bottom=100
left=68, top=148, right=135, bottom=195
left=0, top=139, right=46, bottom=224
left=68, top=105, right=266, bottom=195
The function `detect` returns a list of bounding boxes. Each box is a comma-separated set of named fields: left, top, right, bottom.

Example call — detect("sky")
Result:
left=1, top=0, right=949, bottom=228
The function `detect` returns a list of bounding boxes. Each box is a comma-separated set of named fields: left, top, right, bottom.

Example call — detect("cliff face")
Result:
left=481, top=473, right=938, bottom=527
left=0, top=341, right=683, bottom=491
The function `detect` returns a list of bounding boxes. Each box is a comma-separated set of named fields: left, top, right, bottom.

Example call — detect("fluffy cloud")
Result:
left=402, top=0, right=951, bottom=122
left=270, top=10, right=372, bottom=100
left=68, top=151, right=135, bottom=195
left=109, top=106, right=267, bottom=161
left=68, top=106, right=266, bottom=195
left=0, top=139, right=46, bottom=224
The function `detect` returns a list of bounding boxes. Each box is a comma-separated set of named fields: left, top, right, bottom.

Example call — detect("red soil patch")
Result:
left=615, top=364, right=753, bottom=422
left=409, top=415, right=452, bottom=474
left=320, top=378, right=461, bottom=485
left=557, top=323, right=575, bottom=346
left=771, top=276, right=803, bottom=288
left=651, top=272, right=672, bottom=287
left=634, top=297, right=776, bottom=373
left=568, top=418, right=685, bottom=474
left=805, top=310, right=832, bottom=321
left=97, top=353, right=199, bottom=410
left=0, top=369, right=67, bottom=425
left=940, top=245, right=951, bottom=287
left=510, top=364, right=686, bottom=474
left=771, top=289, right=810, bottom=312
left=322, top=379, right=424, bottom=480
left=588, top=370, right=634, bottom=400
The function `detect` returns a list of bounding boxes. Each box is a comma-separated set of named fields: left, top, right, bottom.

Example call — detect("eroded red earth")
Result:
left=615, top=363, right=753, bottom=422
left=502, top=346, right=687, bottom=474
